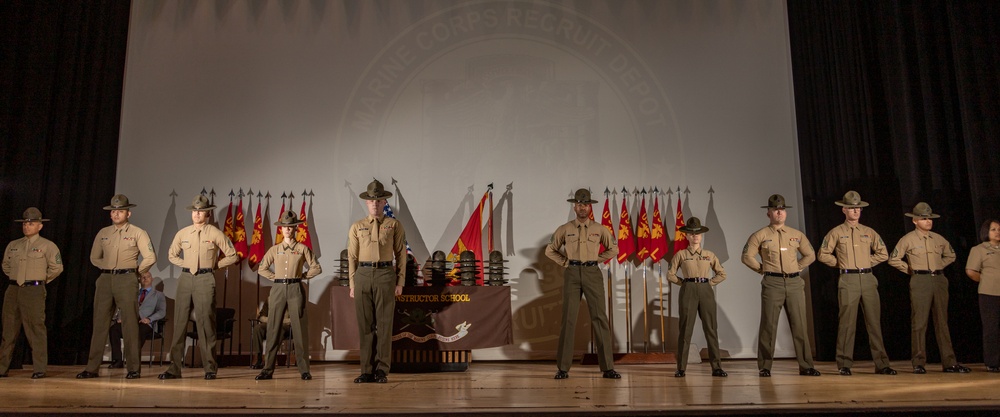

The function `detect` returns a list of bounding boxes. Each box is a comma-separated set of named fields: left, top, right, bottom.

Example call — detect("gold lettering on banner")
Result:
left=395, top=293, right=473, bottom=302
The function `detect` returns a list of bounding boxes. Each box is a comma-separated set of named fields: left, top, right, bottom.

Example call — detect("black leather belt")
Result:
left=683, top=278, right=710, bottom=283
left=840, top=268, right=872, bottom=274
left=568, top=260, right=599, bottom=267
left=182, top=268, right=215, bottom=275
left=101, top=268, right=136, bottom=274
left=765, top=272, right=800, bottom=278
left=12, top=280, right=44, bottom=287
left=274, top=278, right=302, bottom=284
left=913, top=270, right=944, bottom=276
left=359, top=261, right=392, bottom=268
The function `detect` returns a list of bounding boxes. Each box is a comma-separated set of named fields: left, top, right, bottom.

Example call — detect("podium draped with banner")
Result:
left=331, top=286, right=512, bottom=372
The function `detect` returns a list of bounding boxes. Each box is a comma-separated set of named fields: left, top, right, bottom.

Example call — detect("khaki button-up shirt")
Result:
left=742, top=224, right=815, bottom=274
left=168, top=224, right=238, bottom=271
left=888, top=230, right=955, bottom=274
left=667, top=247, right=726, bottom=285
left=90, top=223, right=156, bottom=273
left=347, top=215, right=407, bottom=289
left=544, top=218, right=618, bottom=267
left=967, top=242, right=1000, bottom=296
left=257, top=241, right=321, bottom=280
left=817, top=222, right=888, bottom=270
left=3, top=235, right=63, bottom=284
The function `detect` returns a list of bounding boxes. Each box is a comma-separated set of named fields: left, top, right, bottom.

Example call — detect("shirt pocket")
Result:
left=180, top=241, right=192, bottom=250
left=761, top=240, right=780, bottom=262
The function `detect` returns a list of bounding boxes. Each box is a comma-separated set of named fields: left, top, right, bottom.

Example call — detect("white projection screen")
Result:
left=117, top=0, right=805, bottom=362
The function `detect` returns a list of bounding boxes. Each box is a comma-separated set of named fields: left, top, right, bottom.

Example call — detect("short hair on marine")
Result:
left=979, top=218, right=1000, bottom=243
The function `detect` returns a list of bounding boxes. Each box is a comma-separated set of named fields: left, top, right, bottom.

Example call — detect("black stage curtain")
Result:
left=788, top=0, right=1000, bottom=364
left=0, top=0, right=131, bottom=365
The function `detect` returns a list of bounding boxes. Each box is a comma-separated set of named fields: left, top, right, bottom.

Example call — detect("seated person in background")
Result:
left=250, top=298, right=290, bottom=369
left=109, top=271, right=166, bottom=368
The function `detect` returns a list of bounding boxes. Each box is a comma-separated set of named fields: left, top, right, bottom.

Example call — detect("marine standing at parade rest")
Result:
left=966, top=218, right=1000, bottom=373
left=667, top=217, right=727, bottom=378
left=545, top=188, right=620, bottom=380
left=254, top=210, right=322, bottom=381
left=888, top=202, right=970, bottom=374
left=741, top=194, right=820, bottom=377
left=0, top=208, right=63, bottom=379
left=159, top=195, right=238, bottom=380
left=348, top=179, right=406, bottom=384
left=816, top=191, right=896, bottom=376
left=77, top=194, right=156, bottom=380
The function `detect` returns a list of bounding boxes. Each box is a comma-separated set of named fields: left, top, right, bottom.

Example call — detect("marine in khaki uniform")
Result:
left=158, top=195, right=239, bottom=380
left=741, top=194, right=820, bottom=377
left=888, top=202, right=970, bottom=374
left=545, top=189, right=620, bottom=380
left=255, top=210, right=322, bottom=381
left=348, top=179, right=406, bottom=384
left=667, top=217, right=727, bottom=378
left=816, top=191, right=896, bottom=376
left=965, top=219, right=1000, bottom=373
left=77, top=194, right=156, bottom=380
left=0, top=207, right=63, bottom=379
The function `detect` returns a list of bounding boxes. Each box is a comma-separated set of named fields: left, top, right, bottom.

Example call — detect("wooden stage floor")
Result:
left=2, top=360, right=999, bottom=416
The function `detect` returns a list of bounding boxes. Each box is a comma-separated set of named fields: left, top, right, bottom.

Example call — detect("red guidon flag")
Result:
left=673, top=197, right=688, bottom=255
left=223, top=198, right=235, bottom=243
left=233, top=196, right=249, bottom=259
left=635, top=194, right=651, bottom=261
left=248, top=199, right=265, bottom=268
left=600, top=197, right=614, bottom=264
left=649, top=196, right=668, bottom=263
left=296, top=200, right=312, bottom=249
left=449, top=190, right=489, bottom=281
left=617, top=197, right=635, bottom=264
left=274, top=200, right=286, bottom=245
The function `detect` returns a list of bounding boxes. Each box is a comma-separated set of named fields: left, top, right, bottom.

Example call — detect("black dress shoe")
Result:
left=674, top=370, right=685, bottom=377
left=759, top=369, right=771, bottom=377
left=204, top=372, right=217, bottom=380
left=157, top=372, right=180, bottom=380
left=373, top=370, right=388, bottom=383
left=799, top=368, right=821, bottom=376
left=108, top=361, right=125, bottom=369
left=839, top=367, right=852, bottom=376
left=255, top=371, right=273, bottom=380
left=301, top=372, right=312, bottom=380
left=250, top=361, right=264, bottom=370
left=553, top=370, right=569, bottom=379
left=913, top=365, right=927, bottom=374
left=987, top=366, right=1000, bottom=373
left=353, top=373, right=374, bottom=383
left=76, top=371, right=99, bottom=379
left=943, top=365, right=971, bottom=373
left=0, top=373, right=7, bottom=378
left=31, top=372, right=45, bottom=379
left=712, top=369, right=728, bottom=377
left=602, top=370, right=621, bottom=379
left=125, top=372, right=140, bottom=379
left=875, top=367, right=897, bottom=375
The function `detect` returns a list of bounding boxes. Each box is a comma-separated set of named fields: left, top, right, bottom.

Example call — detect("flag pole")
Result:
left=603, top=187, right=615, bottom=351
left=222, top=189, right=234, bottom=312
left=656, top=187, right=666, bottom=353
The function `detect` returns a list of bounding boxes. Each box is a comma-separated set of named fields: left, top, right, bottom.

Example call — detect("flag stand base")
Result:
left=582, top=352, right=676, bottom=365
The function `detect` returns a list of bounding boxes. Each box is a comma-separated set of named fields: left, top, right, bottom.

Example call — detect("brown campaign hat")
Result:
left=761, top=194, right=792, bottom=209
left=567, top=188, right=598, bottom=204
left=905, top=202, right=940, bottom=219
left=834, top=190, right=869, bottom=208
left=186, top=194, right=217, bottom=211
left=104, top=194, right=137, bottom=210
left=359, top=179, right=393, bottom=200
left=273, top=210, right=304, bottom=226
left=679, top=217, right=709, bottom=234
left=14, top=207, right=49, bottom=222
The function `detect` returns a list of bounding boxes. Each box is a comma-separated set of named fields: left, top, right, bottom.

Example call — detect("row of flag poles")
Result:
left=211, top=188, right=315, bottom=271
